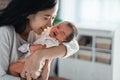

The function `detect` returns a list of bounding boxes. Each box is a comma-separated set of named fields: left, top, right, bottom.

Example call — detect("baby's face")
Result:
left=49, top=22, right=72, bottom=42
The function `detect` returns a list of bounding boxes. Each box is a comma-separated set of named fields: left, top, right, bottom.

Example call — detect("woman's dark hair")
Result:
left=0, top=0, right=57, bottom=34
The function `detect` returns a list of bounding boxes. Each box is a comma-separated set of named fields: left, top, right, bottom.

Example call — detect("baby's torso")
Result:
left=34, top=27, right=60, bottom=48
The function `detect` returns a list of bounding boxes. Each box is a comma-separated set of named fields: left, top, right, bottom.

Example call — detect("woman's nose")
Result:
left=46, top=17, right=54, bottom=27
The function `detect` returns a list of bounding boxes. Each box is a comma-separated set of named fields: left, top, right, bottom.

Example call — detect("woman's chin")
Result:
left=38, top=32, right=42, bottom=35
left=34, top=31, right=42, bottom=35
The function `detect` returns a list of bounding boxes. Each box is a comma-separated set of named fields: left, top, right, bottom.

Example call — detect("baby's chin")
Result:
left=49, top=32, right=53, bottom=37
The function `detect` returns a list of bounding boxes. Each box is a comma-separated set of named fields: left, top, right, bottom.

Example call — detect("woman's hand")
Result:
left=21, top=50, right=44, bottom=80
left=9, top=62, right=24, bottom=76
left=21, top=45, right=66, bottom=80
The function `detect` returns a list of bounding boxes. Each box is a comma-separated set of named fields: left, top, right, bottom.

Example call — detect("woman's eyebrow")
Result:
left=45, top=14, right=57, bottom=17
left=45, top=14, right=51, bottom=17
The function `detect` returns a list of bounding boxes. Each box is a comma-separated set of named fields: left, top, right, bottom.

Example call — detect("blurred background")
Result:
left=57, top=0, right=120, bottom=80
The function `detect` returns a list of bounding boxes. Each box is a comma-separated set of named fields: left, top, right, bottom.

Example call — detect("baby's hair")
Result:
left=64, top=21, right=78, bottom=42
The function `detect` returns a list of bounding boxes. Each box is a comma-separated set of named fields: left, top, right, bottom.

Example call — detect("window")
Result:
left=59, top=0, right=120, bottom=25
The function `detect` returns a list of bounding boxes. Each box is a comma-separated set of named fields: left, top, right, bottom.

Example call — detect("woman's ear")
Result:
left=27, top=14, right=33, bottom=19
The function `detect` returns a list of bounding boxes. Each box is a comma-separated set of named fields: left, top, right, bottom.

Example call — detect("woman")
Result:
left=0, top=0, right=79, bottom=80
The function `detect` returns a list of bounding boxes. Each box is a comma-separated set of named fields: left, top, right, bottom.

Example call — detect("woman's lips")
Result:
left=40, top=27, right=44, bottom=31
left=36, top=28, right=43, bottom=34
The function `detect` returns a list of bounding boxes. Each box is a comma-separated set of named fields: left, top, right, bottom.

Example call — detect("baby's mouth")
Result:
left=50, top=32, right=56, bottom=38
left=53, top=31, right=58, bottom=37
left=53, top=32, right=56, bottom=36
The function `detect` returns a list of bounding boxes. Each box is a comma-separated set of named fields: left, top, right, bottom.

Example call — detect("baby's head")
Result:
left=50, top=21, right=78, bottom=42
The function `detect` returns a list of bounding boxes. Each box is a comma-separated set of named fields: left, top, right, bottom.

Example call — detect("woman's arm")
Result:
left=21, top=45, right=66, bottom=79
left=0, top=26, right=20, bottom=80
left=33, top=39, right=79, bottom=59
left=39, top=44, right=67, bottom=59
left=21, top=39, right=79, bottom=79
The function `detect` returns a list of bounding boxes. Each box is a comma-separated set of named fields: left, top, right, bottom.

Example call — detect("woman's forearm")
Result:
left=36, top=44, right=67, bottom=59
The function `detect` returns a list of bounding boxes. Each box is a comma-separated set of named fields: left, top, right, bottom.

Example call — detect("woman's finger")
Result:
left=21, top=52, right=41, bottom=79
left=20, top=70, right=26, bottom=78
left=26, top=72, right=32, bottom=80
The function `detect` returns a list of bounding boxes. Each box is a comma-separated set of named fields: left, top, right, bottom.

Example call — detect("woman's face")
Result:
left=28, top=5, right=58, bottom=35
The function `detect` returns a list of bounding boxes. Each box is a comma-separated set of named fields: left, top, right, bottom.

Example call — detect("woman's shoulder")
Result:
left=0, top=26, right=15, bottom=39
left=0, top=25, right=15, bottom=35
left=0, top=25, right=14, bottom=32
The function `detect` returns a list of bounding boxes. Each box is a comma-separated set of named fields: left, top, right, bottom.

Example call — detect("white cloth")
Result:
left=63, top=39, right=79, bottom=58
left=0, top=26, right=20, bottom=80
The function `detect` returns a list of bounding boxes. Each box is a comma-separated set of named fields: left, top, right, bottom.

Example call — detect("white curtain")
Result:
left=59, top=0, right=120, bottom=25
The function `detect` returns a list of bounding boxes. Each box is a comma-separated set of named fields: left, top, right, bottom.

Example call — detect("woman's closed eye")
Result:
left=44, top=17, right=50, bottom=20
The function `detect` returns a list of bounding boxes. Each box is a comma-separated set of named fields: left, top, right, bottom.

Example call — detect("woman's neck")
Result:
left=20, top=24, right=32, bottom=41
